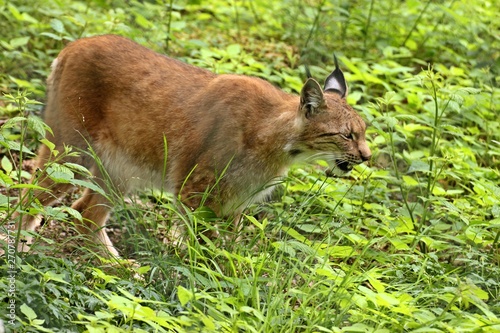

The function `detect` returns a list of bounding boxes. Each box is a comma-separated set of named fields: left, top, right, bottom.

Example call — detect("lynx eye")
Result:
left=340, top=132, right=355, bottom=140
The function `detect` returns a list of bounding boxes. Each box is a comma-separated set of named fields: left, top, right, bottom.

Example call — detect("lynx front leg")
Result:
left=178, top=182, right=244, bottom=241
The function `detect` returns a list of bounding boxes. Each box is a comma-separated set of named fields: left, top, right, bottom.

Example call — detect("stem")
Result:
left=414, top=0, right=457, bottom=52
left=302, top=0, right=327, bottom=52
left=289, top=0, right=301, bottom=40
left=17, top=94, right=28, bottom=195
left=362, top=0, right=375, bottom=58
left=165, top=0, right=175, bottom=52
left=231, top=0, right=241, bottom=39
left=411, top=74, right=451, bottom=251
left=383, top=99, right=417, bottom=236
left=426, top=78, right=440, bottom=195
left=411, top=78, right=439, bottom=251
left=340, top=1, right=353, bottom=47
left=401, top=0, right=432, bottom=47
left=10, top=92, right=29, bottom=251
left=492, top=229, right=500, bottom=251
left=247, top=0, right=261, bottom=25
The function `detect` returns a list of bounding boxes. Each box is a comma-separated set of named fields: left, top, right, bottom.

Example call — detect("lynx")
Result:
left=13, top=35, right=371, bottom=257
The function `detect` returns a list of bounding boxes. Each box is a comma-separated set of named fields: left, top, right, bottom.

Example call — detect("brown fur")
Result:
left=14, top=35, right=371, bottom=256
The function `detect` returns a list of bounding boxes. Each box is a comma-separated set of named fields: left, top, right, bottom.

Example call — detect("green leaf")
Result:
left=239, top=306, right=265, bottom=322
left=91, top=268, right=118, bottom=287
left=40, top=32, right=63, bottom=41
left=117, top=287, right=137, bottom=301
left=43, top=271, right=70, bottom=284
left=20, top=303, right=37, bottom=321
left=296, top=223, right=322, bottom=233
left=201, top=316, right=216, bottom=330
left=226, top=44, right=241, bottom=56
left=389, top=238, right=410, bottom=250
left=407, top=160, right=430, bottom=174
left=193, top=206, right=217, bottom=220
left=1, top=140, right=34, bottom=155
left=10, top=183, right=46, bottom=190
left=177, top=286, right=193, bottom=306
left=7, top=4, right=37, bottom=23
left=61, top=206, right=83, bottom=221
left=47, top=164, right=74, bottom=183
left=282, top=226, right=307, bottom=242
left=32, top=319, right=46, bottom=326
left=170, top=21, right=186, bottom=30
left=9, top=36, right=30, bottom=48
left=432, top=186, right=446, bottom=196
left=135, top=13, right=152, bottom=28
left=27, top=117, right=47, bottom=137
left=136, top=265, right=151, bottom=275
left=0, top=170, right=14, bottom=186
left=402, top=175, right=419, bottom=186
left=1, top=156, right=13, bottom=174
left=245, top=214, right=266, bottom=230
left=323, top=245, right=355, bottom=258
left=63, top=162, right=91, bottom=176
left=50, top=18, right=65, bottom=33
left=7, top=3, right=23, bottom=21
left=2, top=116, right=27, bottom=128
left=272, top=241, right=296, bottom=256
left=376, top=292, right=400, bottom=307
left=39, top=138, right=56, bottom=151
left=8, top=76, right=38, bottom=90
left=70, top=179, right=106, bottom=196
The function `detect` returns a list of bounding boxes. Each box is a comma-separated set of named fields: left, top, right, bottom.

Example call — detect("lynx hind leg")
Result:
left=10, top=144, right=77, bottom=252
left=14, top=182, right=77, bottom=252
left=70, top=165, right=121, bottom=258
left=71, top=188, right=118, bottom=257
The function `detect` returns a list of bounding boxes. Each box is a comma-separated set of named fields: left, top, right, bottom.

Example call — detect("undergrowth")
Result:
left=1, top=0, right=499, bottom=332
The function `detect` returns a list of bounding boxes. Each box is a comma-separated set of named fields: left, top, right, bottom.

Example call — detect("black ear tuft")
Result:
left=304, top=65, right=312, bottom=79
left=324, top=54, right=348, bottom=98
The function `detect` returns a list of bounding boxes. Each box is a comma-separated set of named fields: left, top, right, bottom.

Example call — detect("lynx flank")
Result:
left=14, top=35, right=371, bottom=257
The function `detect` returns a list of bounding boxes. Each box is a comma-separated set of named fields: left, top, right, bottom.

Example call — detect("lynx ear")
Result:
left=324, top=55, right=348, bottom=98
left=300, top=78, right=325, bottom=118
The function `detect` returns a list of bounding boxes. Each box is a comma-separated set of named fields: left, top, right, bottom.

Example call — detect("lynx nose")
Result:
left=359, top=143, right=371, bottom=162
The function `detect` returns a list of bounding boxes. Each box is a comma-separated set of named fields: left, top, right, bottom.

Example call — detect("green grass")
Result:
left=1, top=0, right=499, bottom=332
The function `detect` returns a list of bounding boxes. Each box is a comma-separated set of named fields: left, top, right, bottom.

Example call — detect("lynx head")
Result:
left=292, top=56, right=371, bottom=176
